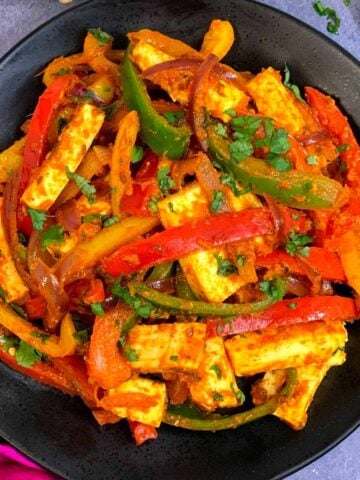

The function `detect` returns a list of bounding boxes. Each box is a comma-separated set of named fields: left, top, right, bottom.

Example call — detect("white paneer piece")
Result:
left=274, top=348, right=346, bottom=429
left=158, top=182, right=260, bottom=302
left=0, top=198, right=28, bottom=302
left=103, top=376, right=167, bottom=427
left=21, top=104, right=105, bottom=211
left=225, top=321, right=347, bottom=377
left=125, top=322, right=206, bottom=374
left=187, top=336, right=242, bottom=411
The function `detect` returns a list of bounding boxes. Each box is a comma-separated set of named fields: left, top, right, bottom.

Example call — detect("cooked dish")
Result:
left=0, top=20, right=359, bottom=445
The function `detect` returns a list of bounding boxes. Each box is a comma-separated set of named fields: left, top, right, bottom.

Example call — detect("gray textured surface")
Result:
left=0, top=1, right=359, bottom=480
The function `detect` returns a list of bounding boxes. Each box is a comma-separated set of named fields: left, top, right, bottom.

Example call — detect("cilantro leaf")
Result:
left=40, top=225, right=65, bottom=251
left=306, top=155, right=318, bottom=165
left=210, top=364, right=222, bottom=379
left=73, top=329, right=89, bottom=345
left=91, top=302, right=105, bottom=316
left=236, top=255, right=247, bottom=267
left=337, top=143, right=350, bottom=152
left=266, top=153, right=292, bottom=172
left=131, top=145, right=144, bottom=164
left=55, top=68, right=70, bottom=77
left=229, top=137, right=254, bottom=162
left=148, top=196, right=159, bottom=214
left=283, top=64, right=303, bottom=101
left=231, top=116, right=262, bottom=137
left=214, top=122, right=228, bottom=138
left=212, top=391, right=224, bottom=402
left=268, top=128, right=290, bottom=154
left=81, top=213, right=105, bottom=224
left=259, top=279, right=282, bottom=299
left=157, top=167, right=175, bottom=196
left=224, top=108, right=236, bottom=117
left=111, top=279, right=153, bottom=319
left=0, top=335, right=19, bottom=352
left=66, top=166, right=97, bottom=204
left=162, top=111, right=184, bottom=125
left=285, top=230, right=313, bottom=257
left=15, top=341, right=43, bottom=368
left=88, top=28, right=114, bottom=45
left=214, top=253, right=238, bottom=277
left=124, top=346, right=139, bottom=362
left=313, top=1, right=341, bottom=34
left=27, top=208, right=47, bottom=231
left=220, top=172, right=242, bottom=196
left=210, top=190, right=224, bottom=212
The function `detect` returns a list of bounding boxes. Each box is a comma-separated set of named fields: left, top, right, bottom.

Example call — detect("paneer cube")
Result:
left=101, top=376, right=167, bottom=427
left=22, top=104, right=105, bottom=211
left=187, top=336, right=242, bottom=411
left=158, top=182, right=260, bottom=302
left=0, top=137, right=25, bottom=182
left=0, top=198, right=28, bottom=302
left=125, top=322, right=206, bottom=374
left=273, top=348, right=346, bottom=429
left=225, top=320, right=347, bottom=376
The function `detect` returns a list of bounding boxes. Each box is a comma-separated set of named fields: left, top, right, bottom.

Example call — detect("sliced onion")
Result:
left=190, top=54, right=219, bottom=151
left=286, top=275, right=310, bottom=297
left=142, top=59, right=201, bottom=78
left=56, top=199, right=81, bottom=232
left=300, top=131, right=329, bottom=146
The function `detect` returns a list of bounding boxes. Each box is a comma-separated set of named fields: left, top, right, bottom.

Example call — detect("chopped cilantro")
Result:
left=124, top=346, right=139, bottom=362
left=220, top=172, right=242, bottom=196
left=259, top=279, right=282, bottom=299
left=306, top=155, right=318, bottom=165
left=266, top=153, right=292, bottom=172
left=214, top=122, right=228, bottom=138
left=267, top=128, right=290, bottom=154
left=162, top=111, right=184, bottom=125
left=343, top=0, right=350, bottom=5
left=157, top=167, right=175, bottom=196
left=313, top=1, right=341, bottom=34
left=214, top=253, right=238, bottom=277
left=111, top=278, right=153, bottom=319
left=283, top=64, right=303, bottom=101
left=66, top=166, right=96, bottom=204
left=231, top=382, right=245, bottom=403
left=15, top=341, right=43, bottom=368
left=229, top=137, right=254, bottom=162
left=224, top=108, right=236, bottom=117
left=102, top=216, right=119, bottom=228
left=91, top=302, right=105, bottom=316
left=30, top=331, right=50, bottom=344
left=210, top=364, right=222, bottom=379
left=231, top=116, right=262, bottom=137
left=337, top=143, right=350, bottom=152
left=285, top=231, right=313, bottom=257
left=236, top=255, right=247, bottom=267
left=40, top=225, right=64, bottom=251
left=212, top=392, right=224, bottom=402
left=88, top=28, right=114, bottom=45
left=168, top=202, right=175, bottom=213
left=148, top=196, right=159, bottom=214
left=73, top=329, right=89, bottom=345
left=170, top=355, right=179, bottom=361
left=210, top=190, right=224, bottom=212
left=27, top=208, right=47, bottom=231
left=131, top=145, right=144, bottom=164
left=0, top=335, right=19, bottom=352
left=81, top=213, right=105, bottom=224
left=55, top=68, right=70, bottom=77
left=57, top=117, right=69, bottom=135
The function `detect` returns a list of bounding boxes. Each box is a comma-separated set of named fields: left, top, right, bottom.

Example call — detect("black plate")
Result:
left=0, top=1, right=359, bottom=479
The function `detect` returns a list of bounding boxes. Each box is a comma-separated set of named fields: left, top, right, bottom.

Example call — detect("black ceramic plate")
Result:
left=0, top=1, right=359, bottom=479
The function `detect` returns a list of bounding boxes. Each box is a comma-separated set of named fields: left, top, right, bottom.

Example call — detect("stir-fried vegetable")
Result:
left=0, top=20, right=358, bottom=446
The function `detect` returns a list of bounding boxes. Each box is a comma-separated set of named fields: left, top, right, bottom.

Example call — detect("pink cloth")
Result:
left=0, top=444, right=60, bottom=480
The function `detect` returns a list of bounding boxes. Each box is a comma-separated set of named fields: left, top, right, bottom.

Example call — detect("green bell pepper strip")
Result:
left=163, top=368, right=297, bottom=431
left=128, top=277, right=286, bottom=317
left=147, top=262, right=174, bottom=282
left=175, top=264, right=198, bottom=301
left=207, top=124, right=347, bottom=210
left=121, top=47, right=191, bottom=159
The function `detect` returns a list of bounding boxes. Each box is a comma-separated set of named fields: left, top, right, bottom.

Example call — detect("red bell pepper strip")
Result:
left=86, top=306, right=132, bottom=389
left=255, top=247, right=346, bottom=282
left=101, top=208, right=274, bottom=277
left=207, top=295, right=357, bottom=337
left=83, top=279, right=105, bottom=304
left=53, top=355, right=98, bottom=408
left=24, top=295, right=47, bottom=319
left=305, top=87, right=360, bottom=189
left=0, top=347, right=77, bottom=396
left=128, top=421, right=158, bottom=445
left=18, top=74, right=76, bottom=235
left=120, top=150, right=160, bottom=216
left=92, top=409, right=121, bottom=426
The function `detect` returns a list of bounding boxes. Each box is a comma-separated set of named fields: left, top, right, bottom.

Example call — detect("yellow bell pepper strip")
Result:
left=200, top=20, right=235, bottom=60
left=163, top=368, right=297, bottom=431
left=207, top=123, right=348, bottom=210
left=110, top=111, right=140, bottom=216
left=127, top=277, right=286, bottom=317
left=101, top=208, right=274, bottom=277
left=121, top=48, right=191, bottom=159
left=0, top=302, right=76, bottom=357
left=54, top=215, right=159, bottom=286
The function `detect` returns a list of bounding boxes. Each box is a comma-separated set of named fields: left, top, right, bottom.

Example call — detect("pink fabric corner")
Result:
left=0, top=444, right=60, bottom=480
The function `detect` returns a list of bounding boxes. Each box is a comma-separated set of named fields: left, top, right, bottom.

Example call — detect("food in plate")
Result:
left=0, top=19, right=359, bottom=445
